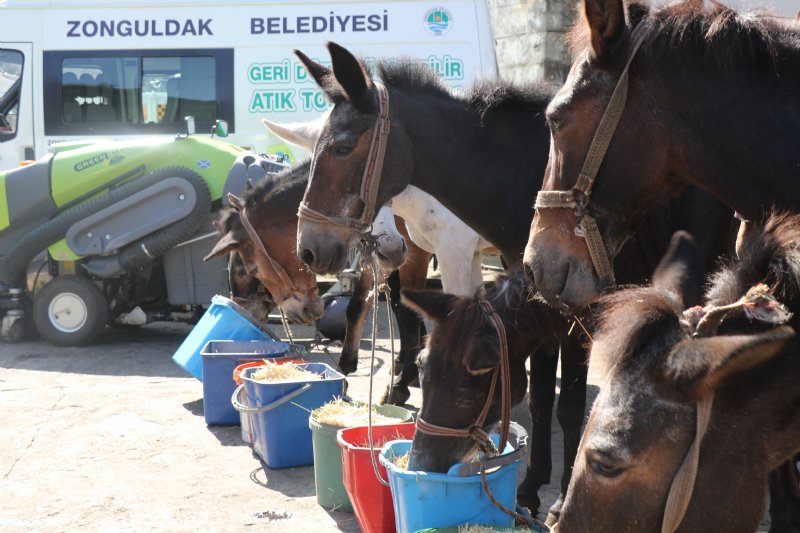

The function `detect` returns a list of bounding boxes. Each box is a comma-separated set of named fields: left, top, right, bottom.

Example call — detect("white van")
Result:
left=0, top=0, right=497, bottom=168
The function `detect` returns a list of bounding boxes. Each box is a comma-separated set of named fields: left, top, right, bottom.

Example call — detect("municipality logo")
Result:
left=424, top=7, right=451, bottom=36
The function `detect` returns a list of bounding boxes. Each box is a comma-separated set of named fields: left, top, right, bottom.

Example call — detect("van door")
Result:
left=0, top=43, right=34, bottom=169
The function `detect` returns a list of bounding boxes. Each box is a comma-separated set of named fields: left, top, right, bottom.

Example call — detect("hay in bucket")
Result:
left=250, top=361, right=322, bottom=383
left=310, top=397, right=400, bottom=428
left=390, top=451, right=410, bottom=470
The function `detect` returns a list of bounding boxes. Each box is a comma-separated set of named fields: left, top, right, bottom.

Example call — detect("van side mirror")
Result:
left=213, top=120, right=229, bottom=138
left=185, top=116, right=196, bottom=135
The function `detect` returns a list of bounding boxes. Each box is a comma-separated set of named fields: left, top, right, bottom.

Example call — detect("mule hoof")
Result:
left=515, top=489, right=541, bottom=517
left=545, top=495, right=564, bottom=527
left=338, top=356, right=358, bottom=375
left=379, top=384, right=410, bottom=406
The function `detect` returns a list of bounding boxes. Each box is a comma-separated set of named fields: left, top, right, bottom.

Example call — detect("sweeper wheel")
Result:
left=33, top=275, right=108, bottom=346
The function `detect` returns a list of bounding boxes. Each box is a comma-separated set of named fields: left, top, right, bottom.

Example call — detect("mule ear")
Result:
left=294, top=49, right=332, bottom=87
left=262, top=115, right=324, bottom=149
left=327, top=41, right=374, bottom=112
left=401, top=289, right=458, bottom=323
left=227, top=192, right=244, bottom=211
left=652, top=231, right=702, bottom=307
left=583, top=0, right=627, bottom=58
left=204, top=232, right=243, bottom=261
left=666, top=326, right=794, bottom=399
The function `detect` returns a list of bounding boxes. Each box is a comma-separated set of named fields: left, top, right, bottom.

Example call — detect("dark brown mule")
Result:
left=206, top=160, right=323, bottom=324
left=526, top=0, right=800, bottom=312
left=556, top=220, right=800, bottom=533
left=401, top=269, right=564, bottom=473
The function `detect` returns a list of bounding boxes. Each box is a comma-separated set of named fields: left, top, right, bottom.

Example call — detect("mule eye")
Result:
left=334, top=144, right=354, bottom=156
left=587, top=450, right=625, bottom=478
left=547, top=116, right=565, bottom=132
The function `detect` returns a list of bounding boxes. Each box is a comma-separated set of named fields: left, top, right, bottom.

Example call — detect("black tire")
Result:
left=33, top=276, right=108, bottom=346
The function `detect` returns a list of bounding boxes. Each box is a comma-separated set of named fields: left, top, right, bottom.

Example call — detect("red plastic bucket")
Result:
left=337, top=422, right=416, bottom=533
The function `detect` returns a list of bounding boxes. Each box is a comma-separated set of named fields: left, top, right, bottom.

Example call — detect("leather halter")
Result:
left=239, top=206, right=317, bottom=299
left=415, top=300, right=512, bottom=453
left=297, top=83, right=391, bottom=233
left=534, top=26, right=648, bottom=288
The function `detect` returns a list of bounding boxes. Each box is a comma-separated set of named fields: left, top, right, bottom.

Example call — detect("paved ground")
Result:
left=0, top=301, right=771, bottom=532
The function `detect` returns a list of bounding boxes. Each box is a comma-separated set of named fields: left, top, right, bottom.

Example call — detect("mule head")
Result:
left=401, top=288, right=528, bottom=473
left=525, top=0, right=679, bottom=311
left=262, top=114, right=408, bottom=271
left=206, top=207, right=323, bottom=324
left=556, top=229, right=795, bottom=532
left=294, top=42, right=413, bottom=274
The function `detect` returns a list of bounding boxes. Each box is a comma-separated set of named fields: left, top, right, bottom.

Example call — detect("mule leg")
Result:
left=382, top=221, right=432, bottom=405
left=768, top=458, right=800, bottom=533
left=517, top=342, right=559, bottom=516
left=548, top=334, right=588, bottom=525
left=339, top=267, right=373, bottom=375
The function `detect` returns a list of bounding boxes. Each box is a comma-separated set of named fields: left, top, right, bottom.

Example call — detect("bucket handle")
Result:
left=231, top=383, right=313, bottom=413
left=449, top=421, right=529, bottom=477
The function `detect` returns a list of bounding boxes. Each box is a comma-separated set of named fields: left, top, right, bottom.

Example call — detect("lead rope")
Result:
left=359, top=236, right=395, bottom=487
left=278, top=307, right=295, bottom=345
left=661, top=395, right=714, bottom=533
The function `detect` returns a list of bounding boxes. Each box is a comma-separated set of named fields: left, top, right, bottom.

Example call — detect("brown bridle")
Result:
left=238, top=206, right=318, bottom=300
left=415, top=300, right=512, bottom=454
left=297, top=83, right=391, bottom=234
left=534, top=25, right=648, bottom=289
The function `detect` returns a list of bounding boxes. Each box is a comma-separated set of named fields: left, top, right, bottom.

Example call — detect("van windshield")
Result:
left=0, top=49, right=23, bottom=137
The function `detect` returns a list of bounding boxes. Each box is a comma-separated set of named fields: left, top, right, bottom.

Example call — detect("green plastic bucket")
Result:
left=309, top=403, right=412, bottom=512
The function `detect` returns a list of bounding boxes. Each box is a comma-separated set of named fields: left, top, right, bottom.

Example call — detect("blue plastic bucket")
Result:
left=379, top=433, right=525, bottom=533
left=171, top=295, right=279, bottom=381
left=232, top=362, right=345, bottom=468
left=200, top=340, right=291, bottom=425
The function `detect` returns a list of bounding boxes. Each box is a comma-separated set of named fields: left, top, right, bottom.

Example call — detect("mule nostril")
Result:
left=300, top=249, right=315, bottom=267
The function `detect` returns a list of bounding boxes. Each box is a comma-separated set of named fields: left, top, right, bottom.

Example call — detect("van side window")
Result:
left=0, top=49, right=23, bottom=141
left=44, top=49, right=233, bottom=136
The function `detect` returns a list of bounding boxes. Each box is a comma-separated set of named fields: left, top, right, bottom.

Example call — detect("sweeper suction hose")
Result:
left=0, top=167, right=211, bottom=285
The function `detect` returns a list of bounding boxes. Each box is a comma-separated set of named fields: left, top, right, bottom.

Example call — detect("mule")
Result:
left=525, top=0, right=800, bottom=311
left=556, top=221, right=800, bottom=533
left=206, top=159, right=406, bottom=324
left=402, top=268, right=564, bottom=474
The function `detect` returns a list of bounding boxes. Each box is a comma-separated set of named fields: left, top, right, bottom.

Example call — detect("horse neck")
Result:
left=649, top=69, right=800, bottom=219
left=391, top=89, right=551, bottom=264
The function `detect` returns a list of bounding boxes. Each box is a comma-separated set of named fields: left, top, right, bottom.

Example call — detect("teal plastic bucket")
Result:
left=172, top=295, right=278, bottom=381
left=232, top=362, right=345, bottom=468
left=379, top=426, right=527, bottom=533
left=309, top=404, right=412, bottom=512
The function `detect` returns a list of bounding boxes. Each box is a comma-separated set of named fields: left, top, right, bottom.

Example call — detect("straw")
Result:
left=250, top=361, right=321, bottom=383
left=311, top=397, right=399, bottom=428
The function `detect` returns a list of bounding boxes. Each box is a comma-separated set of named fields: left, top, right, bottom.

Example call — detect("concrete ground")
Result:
left=0, top=299, right=771, bottom=532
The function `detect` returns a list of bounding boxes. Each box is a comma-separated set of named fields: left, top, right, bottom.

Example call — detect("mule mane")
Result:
left=569, top=0, right=797, bottom=73
left=242, top=158, right=310, bottom=211
left=707, top=212, right=800, bottom=310
left=374, top=59, right=554, bottom=116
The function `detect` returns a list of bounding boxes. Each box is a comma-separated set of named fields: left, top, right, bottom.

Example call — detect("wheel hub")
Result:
left=48, top=292, right=88, bottom=333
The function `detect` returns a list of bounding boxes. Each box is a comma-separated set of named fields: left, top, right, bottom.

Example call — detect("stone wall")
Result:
left=486, top=0, right=577, bottom=84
